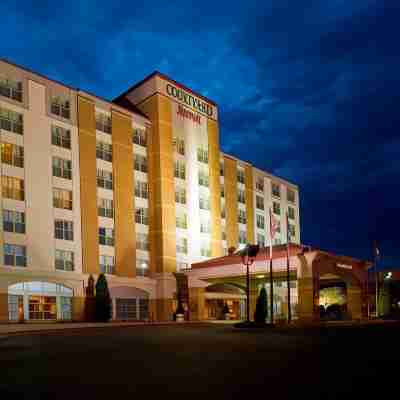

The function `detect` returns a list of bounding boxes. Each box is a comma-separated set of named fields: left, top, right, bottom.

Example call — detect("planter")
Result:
left=176, top=313, right=185, bottom=322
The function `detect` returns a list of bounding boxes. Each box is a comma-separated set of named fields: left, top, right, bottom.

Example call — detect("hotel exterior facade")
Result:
left=0, top=58, right=308, bottom=323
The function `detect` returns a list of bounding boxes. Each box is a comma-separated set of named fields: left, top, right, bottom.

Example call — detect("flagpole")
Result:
left=374, top=241, right=379, bottom=318
left=268, top=208, right=274, bottom=325
left=286, top=211, right=291, bottom=323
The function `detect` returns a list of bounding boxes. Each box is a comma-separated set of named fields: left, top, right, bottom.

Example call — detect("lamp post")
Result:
left=239, top=244, right=260, bottom=323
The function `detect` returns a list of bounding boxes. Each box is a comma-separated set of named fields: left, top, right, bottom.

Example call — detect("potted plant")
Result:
left=175, top=300, right=185, bottom=322
left=222, top=303, right=230, bottom=320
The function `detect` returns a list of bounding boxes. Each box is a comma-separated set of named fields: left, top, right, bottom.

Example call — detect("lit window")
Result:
left=1, top=142, right=24, bottom=168
left=174, top=160, right=186, bottom=180
left=135, top=207, right=149, bottom=225
left=256, top=195, right=264, bottom=210
left=175, top=186, right=186, bottom=204
left=53, top=188, right=73, bottom=210
left=176, top=213, right=188, bottom=229
left=257, top=234, right=265, bottom=247
left=199, top=195, right=210, bottom=210
left=256, top=177, right=264, bottom=192
left=136, top=259, right=149, bottom=276
left=176, top=237, right=188, bottom=254
left=237, top=189, right=245, bottom=204
left=220, top=162, right=224, bottom=176
left=2, top=176, right=24, bottom=201
left=238, top=209, right=247, bottom=224
left=272, top=182, right=280, bottom=198
left=273, top=202, right=281, bottom=215
left=135, top=181, right=148, bottom=199
left=136, top=233, right=149, bottom=251
left=288, top=206, right=295, bottom=220
left=287, top=188, right=295, bottom=204
left=197, top=146, right=208, bottom=164
left=257, top=214, right=265, bottom=229
left=237, top=168, right=245, bottom=184
left=198, top=168, right=209, bottom=187
left=200, top=217, right=210, bottom=233
left=200, top=241, right=211, bottom=257
left=173, top=137, right=185, bottom=155
left=238, top=230, right=246, bottom=244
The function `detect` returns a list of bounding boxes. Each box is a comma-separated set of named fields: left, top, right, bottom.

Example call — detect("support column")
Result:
left=297, top=277, right=317, bottom=322
left=189, top=287, right=206, bottom=321
left=244, top=165, right=255, bottom=244
left=224, top=156, right=238, bottom=249
left=347, top=286, right=362, bottom=320
left=71, top=296, right=86, bottom=322
left=0, top=292, right=8, bottom=323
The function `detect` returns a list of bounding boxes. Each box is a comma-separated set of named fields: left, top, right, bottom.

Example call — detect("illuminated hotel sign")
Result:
left=166, top=83, right=213, bottom=118
left=337, top=263, right=352, bottom=270
left=177, top=104, right=201, bottom=124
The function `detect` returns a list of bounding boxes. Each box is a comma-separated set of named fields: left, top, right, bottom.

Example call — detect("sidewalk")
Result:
left=0, top=320, right=201, bottom=337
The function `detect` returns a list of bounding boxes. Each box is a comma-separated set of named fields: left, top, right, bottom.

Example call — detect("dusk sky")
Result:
left=1, top=1, right=399, bottom=267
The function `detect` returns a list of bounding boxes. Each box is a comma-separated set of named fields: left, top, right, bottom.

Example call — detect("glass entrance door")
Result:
left=29, top=296, right=57, bottom=320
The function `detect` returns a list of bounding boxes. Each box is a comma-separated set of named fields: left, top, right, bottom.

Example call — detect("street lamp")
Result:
left=238, top=244, right=260, bottom=323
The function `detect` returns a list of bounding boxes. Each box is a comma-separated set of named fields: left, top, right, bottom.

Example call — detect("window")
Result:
left=176, top=237, right=188, bottom=254
left=198, top=168, right=209, bottom=187
left=220, top=162, right=224, bottom=176
left=96, top=141, right=112, bottom=162
left=4, top=244, right=26, bottom=267
left=288, top=206, right=295, bottom=220
left=2, top=176, right=24, bottom=201
left=274, top=238, right=282, bottom=245
left=174, top=160, right=186, bottom=179
left=257, top=233, right=265, bottom=247
left=1, top=142, right=23, bottom=168
left=133, top=128, right=147, bottom=147
left=54, top=219, right=73, bottom=241
left=199, top=195, right=210, bottom=210
left=52, top=157, right=72, bottom=180
left=51, top=125, right=71, bottom=149
left=98, top=198, right=114, bottom=218
left=176, top=213, right=188, bottom=229
left=200, top=218, right=210, bottom=233
left=96, top=112, right=111, bottom=134
left=237, top=189, right=245, bottom=204
left=0, top=76, right=22, bottom=102
left=288, top=224, right=296, bottom=238
left=256, top=195, right=264, bottom=210
left=238, top=209, right=247, bottom=224
left=134, top=154, right=148, bottom=173
left=177, top=262, right=190, bottom=271
left=256, top=177, right=264, bottom=192
left=221, top=187, right=225, bottom=198
left=100, top=255, right=114, bottom=274
left=3, top=210, right=25, bottom=233
left=136, top=233, right=149, bottom=251
left=99, top=227, right=114, bottom=246
left=173, top=137, right=185, bottom=155
left=273, top=201, right=281, bottom=215
left=200, top=242, right=211, bottom=257
left=135, top=181, right=148, bottom=199
left=135, top=207, right=149, bottom=225
left=237, top=168, right=245, bottom=184
left=97, top=169, right=113, bottom=190
left=53, top=188, right=73, bottom=210
left=221, top=229, right=226, bottom=241
left=175, top=186, right=186, bottom=204
left=238, top=230, right=247, bottom=244
left=197, top=146, right=208, bottom=163
left=276, top=220, right=281, bottom=233
left=55, top=249, right=74, bottom=271
left=272, top=182, right=280, bottom=198
left=287, top=188, right=295, bottom=204
left=50, top=95, right=70, bottom=119
left=257, top=214, right=265, bottom=229
left=136, top=259, right=149, bottom=277
left=0, top=107, right=23, bottom=134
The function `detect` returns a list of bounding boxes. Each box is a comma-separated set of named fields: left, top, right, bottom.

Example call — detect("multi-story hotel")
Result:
left=0, top=58, right=370, bottom=324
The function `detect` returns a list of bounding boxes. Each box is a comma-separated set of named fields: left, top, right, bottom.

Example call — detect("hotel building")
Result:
left=0, top=58, right=369, bottom=323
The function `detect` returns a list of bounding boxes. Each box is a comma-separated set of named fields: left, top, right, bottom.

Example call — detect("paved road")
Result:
left=0, top=323, right=398, bottom=398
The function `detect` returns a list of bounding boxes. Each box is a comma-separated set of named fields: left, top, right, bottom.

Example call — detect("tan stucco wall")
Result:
left=224, top=156, right=238, bottom=249
left=112, top=110, right=136, bottom=278
left=244, top=165, right=255, bottom=244
left=77, top=96, right=99, bottom=274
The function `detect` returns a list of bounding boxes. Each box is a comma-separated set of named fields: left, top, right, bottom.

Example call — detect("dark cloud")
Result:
left=0, top=0, right=398, bottom=267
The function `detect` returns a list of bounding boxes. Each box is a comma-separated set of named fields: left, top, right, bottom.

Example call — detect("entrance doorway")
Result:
left=319, top=281, right=348, bottom=320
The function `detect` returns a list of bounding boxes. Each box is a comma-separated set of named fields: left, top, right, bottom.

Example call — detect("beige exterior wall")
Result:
left=244, top=165, right=255, bottom=245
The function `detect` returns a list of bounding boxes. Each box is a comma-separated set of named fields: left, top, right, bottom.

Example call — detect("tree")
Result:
left=378, top=281, right=391, bottom=317
left=95, top=273, right=112, bottom=322
left=254, top=287, right=268, bottom=323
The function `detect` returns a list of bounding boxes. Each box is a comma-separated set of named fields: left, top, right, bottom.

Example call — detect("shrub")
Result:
left=95, top=273, right=112, bottom=322
left=254, top=287, right=268, bottom=323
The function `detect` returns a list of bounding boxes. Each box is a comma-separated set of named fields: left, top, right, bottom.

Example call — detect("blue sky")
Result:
left=2, top=0, right=399, bottom=267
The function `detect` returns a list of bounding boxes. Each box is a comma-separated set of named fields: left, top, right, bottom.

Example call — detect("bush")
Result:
left=95, top=273, right=112, bottom=322
left=254, top=287, right=268, bottom=323
left=222, top=303, right=230, bottom=314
